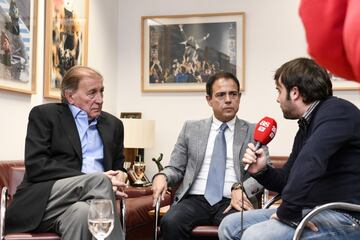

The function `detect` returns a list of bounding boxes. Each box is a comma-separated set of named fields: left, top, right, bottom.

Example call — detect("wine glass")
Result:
left=88, top=199, right=114, bottom=240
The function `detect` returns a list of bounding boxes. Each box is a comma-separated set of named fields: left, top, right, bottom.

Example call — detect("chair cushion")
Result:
left=4, top=232, right=61, bottom=240
left=191, top=225, right=218, bottom=237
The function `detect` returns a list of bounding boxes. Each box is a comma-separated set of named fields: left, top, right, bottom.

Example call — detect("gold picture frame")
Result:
left=0, top=0, right=38, bottom=94
left=44, top=0, right=89, bottom=99
left=120, top=112, right=142, bottom=119
left=331, top=76, right=360, bottom=91
left=141, top=12, right=245, bottom=92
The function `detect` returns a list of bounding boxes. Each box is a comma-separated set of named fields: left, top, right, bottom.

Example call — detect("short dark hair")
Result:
left=206, top=72, right=240, bottom=97
left=60, top=66, right=103, bottom=103
left=274, top=58, right=332, bottom=103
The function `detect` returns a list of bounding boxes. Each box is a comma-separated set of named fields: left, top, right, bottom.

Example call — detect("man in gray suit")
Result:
left=152, top=72, right=268, bottom=239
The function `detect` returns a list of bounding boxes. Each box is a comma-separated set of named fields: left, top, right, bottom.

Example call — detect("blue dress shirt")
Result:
left=69, top=104, right=104, bottom=173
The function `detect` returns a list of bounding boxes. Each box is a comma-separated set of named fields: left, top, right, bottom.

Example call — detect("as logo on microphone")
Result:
left=257, top=120, right=270, bottom=132
left=269, top=125, right=277, bottom=139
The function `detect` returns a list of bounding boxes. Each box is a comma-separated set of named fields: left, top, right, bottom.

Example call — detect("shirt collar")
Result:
left=212, top=116, right=236, bottom=132
left=68, top=104, right=98, bottom=125
left=298, top=100, right=320, bottom=128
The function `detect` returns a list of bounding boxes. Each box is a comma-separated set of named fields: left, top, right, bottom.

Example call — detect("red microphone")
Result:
left=244, top=117, right=277, bottom=171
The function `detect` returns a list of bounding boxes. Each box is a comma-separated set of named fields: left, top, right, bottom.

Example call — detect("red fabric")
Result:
left=344, top=0, right=360, bottom=82
left=299, top=0, right=360, bottom=83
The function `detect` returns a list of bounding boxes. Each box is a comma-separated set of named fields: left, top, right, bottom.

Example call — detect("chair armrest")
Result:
left=1, top=187, right=8, bottom=240
left=263, top=193, right=281, bottom=209
left=293, top=202, right=360, bottom=240
left=124, top=186, right=152, bottom=198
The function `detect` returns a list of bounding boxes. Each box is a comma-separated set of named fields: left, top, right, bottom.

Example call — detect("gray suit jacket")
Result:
left=161, top=117, right=269, bottom=207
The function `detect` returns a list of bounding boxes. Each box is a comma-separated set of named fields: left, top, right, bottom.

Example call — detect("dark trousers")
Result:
left=160, top=195, right=237, bottom=240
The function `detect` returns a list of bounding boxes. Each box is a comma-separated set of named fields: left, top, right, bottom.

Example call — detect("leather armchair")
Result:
left=0, top=161, right=171, bottom=240
left=0, top=162, right=61, bottom=240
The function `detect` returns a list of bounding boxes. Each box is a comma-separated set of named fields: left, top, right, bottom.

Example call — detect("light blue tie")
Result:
left=204, top=123, right=228, bottom=206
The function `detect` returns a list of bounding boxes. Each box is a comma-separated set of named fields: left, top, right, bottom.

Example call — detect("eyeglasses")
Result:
left=213, top=91, right=241, bottom=100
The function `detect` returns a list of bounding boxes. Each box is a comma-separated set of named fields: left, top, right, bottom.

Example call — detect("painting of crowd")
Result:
left=149, top=22, right=237, bottom=84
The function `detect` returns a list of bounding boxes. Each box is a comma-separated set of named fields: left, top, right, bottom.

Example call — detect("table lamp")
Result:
left=121, top=118, right=155, bottom=186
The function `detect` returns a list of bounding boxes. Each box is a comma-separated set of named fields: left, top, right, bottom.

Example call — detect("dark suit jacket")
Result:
left=5, top=103, right=125, bottom=233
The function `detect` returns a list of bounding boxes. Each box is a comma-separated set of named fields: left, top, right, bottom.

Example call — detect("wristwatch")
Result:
left=231, top=182, right=244, bottom=192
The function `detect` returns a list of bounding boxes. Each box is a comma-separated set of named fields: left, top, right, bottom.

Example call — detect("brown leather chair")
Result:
left=0, top=162, right=171, bottom=240
left=0, top=166, right=61, bottom=240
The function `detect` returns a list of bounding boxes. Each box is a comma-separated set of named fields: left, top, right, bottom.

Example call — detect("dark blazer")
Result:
left=255, top=96, right=360, bottom=222
left=5, top=103, right=125, bottom=233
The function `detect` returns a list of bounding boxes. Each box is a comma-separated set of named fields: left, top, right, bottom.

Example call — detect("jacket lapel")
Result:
left=59, top=105, right=82, bottom=160
left=194, top=118, right=212, bottom=176
left=233, top=118, right=248, bottom=181
left=97, top=114, right=111, bottom=170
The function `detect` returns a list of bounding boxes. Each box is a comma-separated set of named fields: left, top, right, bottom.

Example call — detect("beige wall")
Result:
left=116, top=0, right=360, bottom=178
left=0, top=0, right=119, bottom=160
left=0, top=0, right=359, bottom=180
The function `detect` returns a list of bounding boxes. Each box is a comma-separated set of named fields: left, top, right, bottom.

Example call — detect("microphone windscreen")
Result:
left=254, top=117, right=277, bottom=145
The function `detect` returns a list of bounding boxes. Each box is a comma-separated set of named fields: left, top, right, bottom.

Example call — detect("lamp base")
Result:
left=133, top=179, right=146, bottom=187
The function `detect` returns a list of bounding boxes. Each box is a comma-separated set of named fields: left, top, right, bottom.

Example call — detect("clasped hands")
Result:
left=104, top=170, right=128, bottom=198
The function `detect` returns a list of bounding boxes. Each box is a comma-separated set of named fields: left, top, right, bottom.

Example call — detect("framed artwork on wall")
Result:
left=44, top=0, right=89, bottom=99
left=120, top=112, right=142, bottom=119
left=331, top=75, right=360, bottom=91
left=0, top=0, right=38, bottom=94
left=141, top=12, right=245, bottom=92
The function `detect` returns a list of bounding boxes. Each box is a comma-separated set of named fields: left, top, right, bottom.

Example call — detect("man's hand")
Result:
left=151, top=174, right=168, bottom=207
left=270, top=213, right=318, bottom=232
left=104, top=170, right=128, bottom=198
left=242, top=143, right=267, bottom=174
left=223, top=189, right=254, bottom=213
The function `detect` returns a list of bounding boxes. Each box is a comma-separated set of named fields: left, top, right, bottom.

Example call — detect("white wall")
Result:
left=0, top=0, right=119, bottom=160
left=1, top=0, right=359, bottom=180
left=117, top=0, right=360, bottom=178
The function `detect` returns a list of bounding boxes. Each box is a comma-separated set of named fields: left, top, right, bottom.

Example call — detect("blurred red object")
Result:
left=299, top=0, right=360, bottom=83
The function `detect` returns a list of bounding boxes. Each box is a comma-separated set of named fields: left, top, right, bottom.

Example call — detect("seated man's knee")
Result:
left=218, top=213, right=240, bottom=240
left=160, top=210, right=187, bottom=233
left=88, top=173, right=112, bottom=189
left=57, top=201, right=89, bottom=232
left=69, top=201, right=89, bottom=222
left=161, top=212, right=176, bottom=231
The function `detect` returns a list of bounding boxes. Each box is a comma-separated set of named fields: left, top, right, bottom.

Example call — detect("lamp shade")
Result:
left=120, top=119, right=155, bottom=149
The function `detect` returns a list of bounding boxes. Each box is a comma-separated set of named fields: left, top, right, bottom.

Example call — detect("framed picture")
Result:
left=44, top=0, right=89, bottom=99
left=0, top=0, right=38, bottom=94
left=331, top=75, right=360, bottom=91
left=120, top=112, right=142, bottom=119
left=141, top=12, right=245, bottom=92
